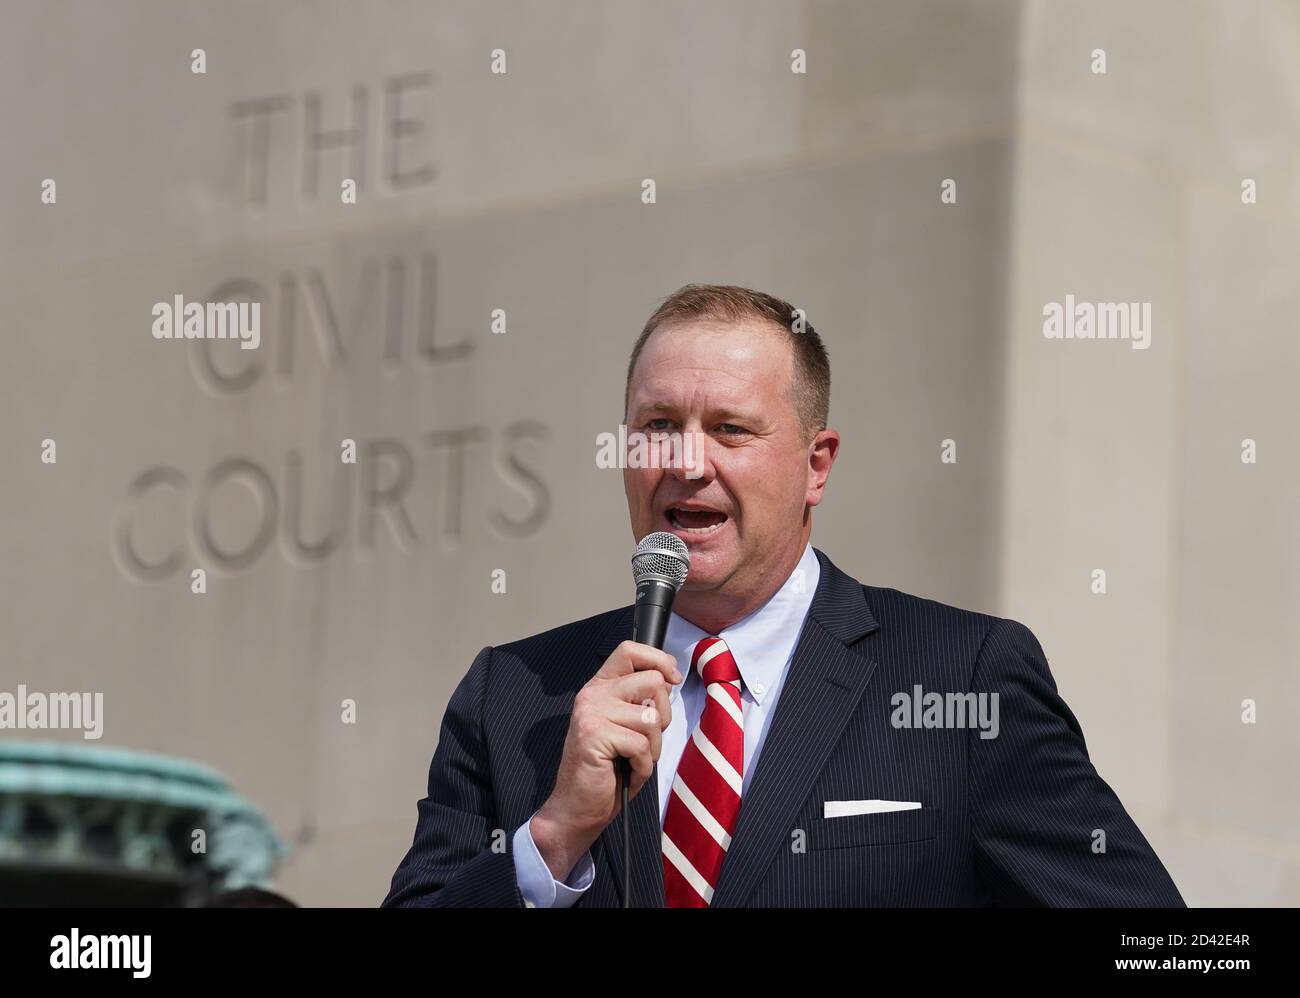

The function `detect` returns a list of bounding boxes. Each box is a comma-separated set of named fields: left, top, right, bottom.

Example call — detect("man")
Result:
left=383, top=284, right=1184, bottom=907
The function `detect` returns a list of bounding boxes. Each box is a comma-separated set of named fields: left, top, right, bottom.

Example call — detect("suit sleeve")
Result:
left=382, top=645, right=526, bottom=907
left=968, top=618, right=1185, bottom=907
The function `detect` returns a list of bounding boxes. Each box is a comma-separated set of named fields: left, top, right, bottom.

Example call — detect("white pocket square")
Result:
left=823, top=799, right=922, bottom=818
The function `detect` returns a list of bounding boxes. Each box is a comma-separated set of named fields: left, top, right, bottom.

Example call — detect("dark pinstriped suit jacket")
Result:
left=383, top=547, right=1184, bottom=907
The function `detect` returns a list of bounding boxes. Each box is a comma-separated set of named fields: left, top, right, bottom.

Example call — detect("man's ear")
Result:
left=806, top=429, right=840, bottom=507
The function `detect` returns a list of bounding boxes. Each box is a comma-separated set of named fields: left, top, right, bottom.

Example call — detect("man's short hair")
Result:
left=624, top=284, right=830, bottom=442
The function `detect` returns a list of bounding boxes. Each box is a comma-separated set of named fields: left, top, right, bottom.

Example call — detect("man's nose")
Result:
left=667, top=429, right=712, bottom=483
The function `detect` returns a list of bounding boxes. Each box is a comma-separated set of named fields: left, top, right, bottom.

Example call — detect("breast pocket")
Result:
left=805, top=805, right=942, bottom=851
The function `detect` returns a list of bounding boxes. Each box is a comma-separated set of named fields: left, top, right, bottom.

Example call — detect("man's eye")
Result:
left=718, top=423, right=747, bottom=435
left=645, top=418, right=674, bottom=431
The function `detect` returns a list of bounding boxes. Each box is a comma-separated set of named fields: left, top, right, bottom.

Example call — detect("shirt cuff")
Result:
left=512, top=810, right=595, bottom=908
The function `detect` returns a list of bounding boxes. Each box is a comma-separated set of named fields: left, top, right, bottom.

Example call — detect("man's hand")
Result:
left=530, top=640, right=681, bottom=881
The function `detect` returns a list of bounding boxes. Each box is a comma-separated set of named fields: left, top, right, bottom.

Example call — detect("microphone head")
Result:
left=631, top=531, right=690, bottom=591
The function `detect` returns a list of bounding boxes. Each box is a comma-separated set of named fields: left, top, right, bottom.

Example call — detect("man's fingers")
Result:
left=608, top=670, right=675, bottom=715
left=607, top=703, right=664, bottom=758
left=606, top=724, right=654, bottom=780
left=595, top=640, right=682, bottom=684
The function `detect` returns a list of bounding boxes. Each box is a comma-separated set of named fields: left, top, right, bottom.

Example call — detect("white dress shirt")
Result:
left=512, top=541, right=821, bottom=907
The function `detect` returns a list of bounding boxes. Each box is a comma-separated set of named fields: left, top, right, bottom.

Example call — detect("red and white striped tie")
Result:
left=662, top=635, right=744, bottom=907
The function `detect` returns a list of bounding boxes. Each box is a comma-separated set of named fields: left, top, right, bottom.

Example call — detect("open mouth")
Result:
left=666, top=507, right=729, bottom=536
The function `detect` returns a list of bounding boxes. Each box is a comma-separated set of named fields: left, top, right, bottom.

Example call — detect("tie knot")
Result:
left=691, top=636, right=740, bottom=685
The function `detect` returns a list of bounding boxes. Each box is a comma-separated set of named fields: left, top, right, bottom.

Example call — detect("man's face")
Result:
left=623, top=318, right=826, bottom=602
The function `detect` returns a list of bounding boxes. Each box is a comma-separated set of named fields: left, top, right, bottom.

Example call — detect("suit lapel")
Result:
left=710, top=548, right=880, bottom=907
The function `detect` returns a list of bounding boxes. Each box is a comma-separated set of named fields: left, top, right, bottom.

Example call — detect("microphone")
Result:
left=631, top=531, right=690, bottom=649
left=619, top=531, right=690, bottom=907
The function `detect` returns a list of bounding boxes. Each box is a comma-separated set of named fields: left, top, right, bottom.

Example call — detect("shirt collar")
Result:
left=664, top=541, right=820, bottom=706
